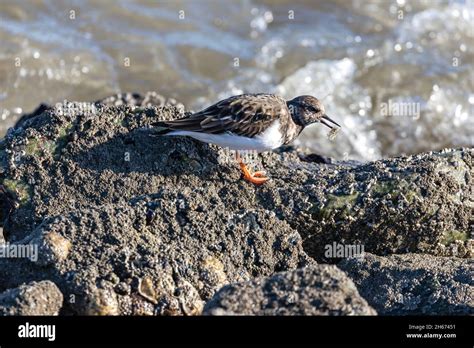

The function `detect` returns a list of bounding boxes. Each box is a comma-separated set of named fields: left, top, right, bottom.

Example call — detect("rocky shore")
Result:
left=0, top=92, right=472, bottom=315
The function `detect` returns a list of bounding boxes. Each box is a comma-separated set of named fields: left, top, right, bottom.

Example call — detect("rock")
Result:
left=29, top=230, right=72, bottom=266
left=0, top=280, right=63, bottom=315
left=41, top=205, right=309, bottom=315
left=0, top=93, right=314, bottom=315
left=297, top=149, right=473, bottom=261
left=1, top=94, right=471, bottom=259
left=0, top=92, right=471, bottom=315
left=82, top=283, right=120, bottom=316
left=338, top=253, right=474, bottom=315
left=203, top=266, right=376, bottom=315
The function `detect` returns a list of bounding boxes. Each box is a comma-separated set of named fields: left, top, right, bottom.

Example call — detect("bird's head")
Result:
left=287, top=95, right=340, bottom=130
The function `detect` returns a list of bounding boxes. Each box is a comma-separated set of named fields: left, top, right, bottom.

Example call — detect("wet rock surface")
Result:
left=0, top=92, right=472, bottom=315
left=203, top=265, right=376, bottom=315
left=338, top=253, right=474, bottom=315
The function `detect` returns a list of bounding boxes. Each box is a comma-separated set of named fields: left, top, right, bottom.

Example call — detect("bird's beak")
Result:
left=320, top=114, right=341, bottom=129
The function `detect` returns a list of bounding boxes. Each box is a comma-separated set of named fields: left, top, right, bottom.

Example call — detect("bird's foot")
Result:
left=243, top=171, right=269, bottom=185
left=253, top=171, right=266, bottom=177
left=239, top=162, right=268, bottom=185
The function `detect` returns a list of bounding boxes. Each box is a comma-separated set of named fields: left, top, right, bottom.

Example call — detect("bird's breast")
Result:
left=254, top=120, right=284, bottom=150
left=282, top=118, right=303, bottom=145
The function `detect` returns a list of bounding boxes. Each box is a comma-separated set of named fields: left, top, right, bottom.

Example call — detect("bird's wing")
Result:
left=160, top=94, right=288, bottom=137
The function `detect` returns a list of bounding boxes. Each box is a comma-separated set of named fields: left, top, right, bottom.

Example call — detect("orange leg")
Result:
left=235, top=152, right=269, bottom=185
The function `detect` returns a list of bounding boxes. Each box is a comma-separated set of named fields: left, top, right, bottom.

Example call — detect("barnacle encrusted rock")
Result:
left=0, top=280, right=63, bottom=315
left=338, top=253, right=474, bottom=315
left=203, top=265, right=377, bottom=315
left=0, top=92, right=471, bottom=315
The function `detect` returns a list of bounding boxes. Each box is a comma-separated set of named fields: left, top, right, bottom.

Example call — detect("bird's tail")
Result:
left=149, top=121, right=172, bottom=135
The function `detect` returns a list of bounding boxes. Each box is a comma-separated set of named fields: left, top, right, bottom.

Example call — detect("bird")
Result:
left=153, top=94, right=340, bottom=185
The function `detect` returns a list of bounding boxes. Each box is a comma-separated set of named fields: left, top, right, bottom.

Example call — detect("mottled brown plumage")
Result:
left=155, top=93, right=339, bottom=146
left=154, top=93, right=340, bottom=185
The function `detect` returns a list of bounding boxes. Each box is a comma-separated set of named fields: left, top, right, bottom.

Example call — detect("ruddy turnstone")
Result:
left=154, top=94, right=340, bottom=185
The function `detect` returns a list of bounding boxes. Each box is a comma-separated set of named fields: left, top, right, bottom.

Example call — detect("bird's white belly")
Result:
left=165, top=120, right=283, bottom=152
